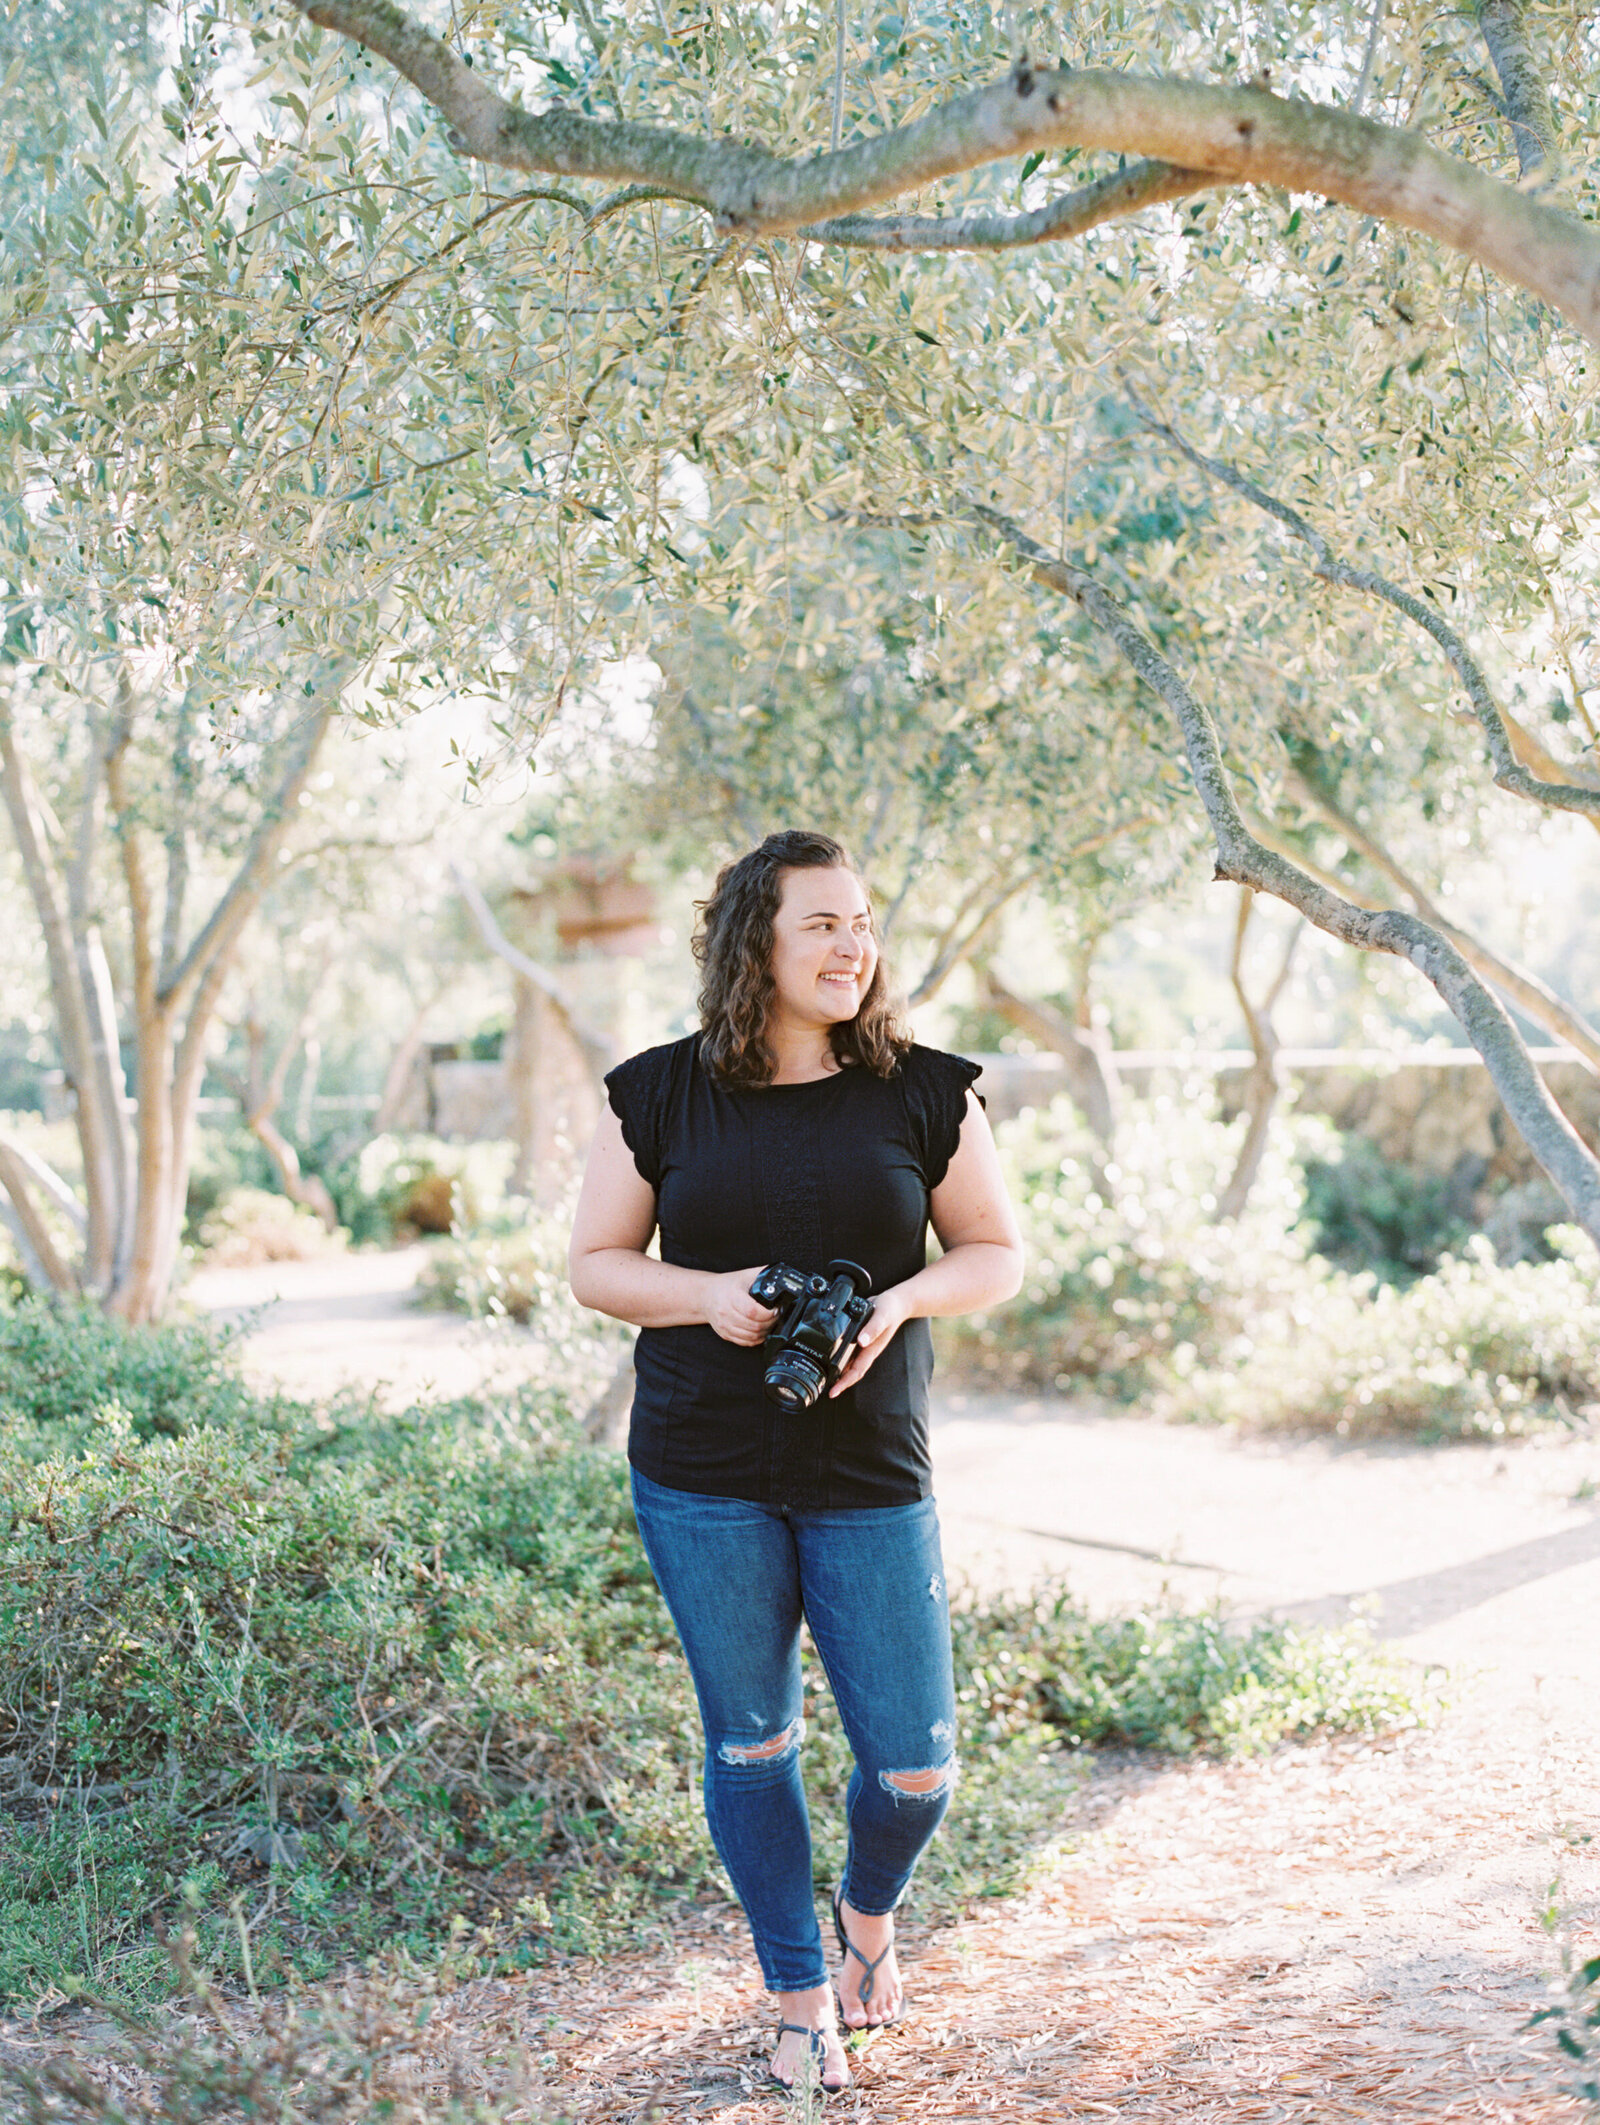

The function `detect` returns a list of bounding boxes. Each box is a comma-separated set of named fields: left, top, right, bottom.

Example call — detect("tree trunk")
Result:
left=249, top=1114, right=341, bottom=1230
left=1215, top=889, right=1301, bottom=1220
left=507, top=972, right=542, bottom=1196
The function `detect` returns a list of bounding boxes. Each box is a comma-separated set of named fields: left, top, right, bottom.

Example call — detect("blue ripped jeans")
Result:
left=630, top=1468, right=958, bottom=1993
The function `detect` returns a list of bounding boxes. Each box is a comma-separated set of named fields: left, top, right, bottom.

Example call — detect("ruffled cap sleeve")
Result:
left=902, top=1046, right=983, bottom=1190
left=604, top=1046, right=669, bottom=1189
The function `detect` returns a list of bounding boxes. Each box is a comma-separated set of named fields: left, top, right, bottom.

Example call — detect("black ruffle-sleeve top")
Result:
left=602, top=1034, right=982, bottom=1510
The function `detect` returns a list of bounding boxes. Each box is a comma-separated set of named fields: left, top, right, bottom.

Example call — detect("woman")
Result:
left=568, top=830, right=1023, bottom=2092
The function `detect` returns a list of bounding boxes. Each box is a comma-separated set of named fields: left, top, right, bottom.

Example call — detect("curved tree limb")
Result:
left=1282, top=763, right=1600, bottom=1077
left=1243, top=797, right=1600, bottom=1079
left=161, top=695, right=339, bottom=1016
left=979, top=965, right=1121, bottom=1150
left=288, top=3, right=1600, bottom=344
left=974, top=504, right=1600, bottom=1247
left=0, top=1141, right=78, bottom=1294
left=1124, top=391, right=1600, bottom=823
left=909, top=867, right=1035, bottom=1006
left=801, top=158, right=1215, bottom=252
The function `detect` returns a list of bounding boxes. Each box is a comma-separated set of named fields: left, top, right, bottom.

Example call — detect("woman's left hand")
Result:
left=828, top=1285, right=914, bottom=1397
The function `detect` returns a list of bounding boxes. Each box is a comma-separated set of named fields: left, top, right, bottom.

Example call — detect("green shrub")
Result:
left=1300, top=1132, right=1471, bottom=1283
left=944, top=1097, right=1600, bottom=1436
left=1176, top=1233, right=1600, bottom=1437
left=342, top=1136, right=515, bottom=1241
left=183, top=1128, right=280, bottom=1244
left=195, top=1187, right=347, bottom=1267
left=0, top=1312, right=1425, bottom=2008
left=942, top=1093, right=1321, bottom=1395
left=0, top=1299, right=266, bottom=1446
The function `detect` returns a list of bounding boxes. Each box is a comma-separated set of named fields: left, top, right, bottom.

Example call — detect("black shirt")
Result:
left=604, top=1034, right=982, bottom=1509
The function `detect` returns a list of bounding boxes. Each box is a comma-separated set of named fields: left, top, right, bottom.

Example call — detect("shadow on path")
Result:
left=1275, top=1509, right=1600, bottom=1636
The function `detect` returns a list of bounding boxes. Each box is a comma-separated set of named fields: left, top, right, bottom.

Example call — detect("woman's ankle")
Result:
left=773, top=1981, right=834, bottom=2026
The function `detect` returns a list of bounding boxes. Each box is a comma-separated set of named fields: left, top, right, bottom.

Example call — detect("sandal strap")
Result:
left=833, top=1890, right=894, bottom=2006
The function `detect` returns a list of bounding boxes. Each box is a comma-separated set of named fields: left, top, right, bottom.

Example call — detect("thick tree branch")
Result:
left=802, top=159, right=1215, bottom=252
left=287, top=3, right=1600, bottom=343
left=0, top=1136, right=87, bottom=1234
left=1125, top=393, right=1600, bottom=822
left=1476, top=0, right=1557, bottom=177
left=450, top=862, right=614, bottom=1082
left=976, top=504, right=1600, bottom=1247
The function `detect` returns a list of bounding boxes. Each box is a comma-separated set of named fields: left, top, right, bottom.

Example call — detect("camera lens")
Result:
left=763, top=1352, right=825, bottom=1411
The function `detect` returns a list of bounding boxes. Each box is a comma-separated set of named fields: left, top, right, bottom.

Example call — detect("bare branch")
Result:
left=909, top=867, right=1033, bottom=1006
left=373, top=978, right=457, bottom=1137
left=0, top=1142, right=79, bottom=1293
left=1349, top=0, right=1387, bottom=116
left=161, top=693, right=339, bottom=1013
left=1124, top=391, right=1600, bottom=822
left=450, top=862, right=614, bottom=1081
left=980, top=966, right=1120, bottom=1150
left=801, top=158, right=1216, bottom=253
left=0, top=1136, right=87, bottom=1234
left=1476, top=0, right=1557, bottom=177
left=975, top=503, right=1600, bottom=1248
left=1282, top=765, right=1600, bottom=1076
left=0, top=703, right=122, bottom=1288
left=287, top=1, right=1600, bottom=343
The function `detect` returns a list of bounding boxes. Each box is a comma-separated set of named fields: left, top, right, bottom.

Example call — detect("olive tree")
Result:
left=271, top=0, right=1600, bottom=1243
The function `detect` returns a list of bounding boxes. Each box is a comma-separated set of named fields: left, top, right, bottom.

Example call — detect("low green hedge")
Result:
left=0, top=1311, right=1423, bottom=2007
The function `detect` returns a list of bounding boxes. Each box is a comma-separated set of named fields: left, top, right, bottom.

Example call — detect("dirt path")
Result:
left=21, top=1251, right=1597, bottom=2119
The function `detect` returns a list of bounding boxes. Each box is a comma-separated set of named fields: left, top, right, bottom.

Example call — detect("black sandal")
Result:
left=769, top=2021, right=848, bottom=2094
left=832, top=1888, right=900, bottom=2027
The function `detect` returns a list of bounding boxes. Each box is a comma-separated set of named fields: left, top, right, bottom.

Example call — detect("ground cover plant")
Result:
left=945, top=1095, right=1600, bottom=1437
left=0, top=1304, right=1421, bottom=2012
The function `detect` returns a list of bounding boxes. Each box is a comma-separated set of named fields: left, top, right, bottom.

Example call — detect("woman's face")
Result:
left=768, top=865, right=878, bottom=1030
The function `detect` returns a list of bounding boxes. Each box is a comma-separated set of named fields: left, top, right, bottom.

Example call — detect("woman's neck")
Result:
left=766, top=1016, right=840, bottom=1084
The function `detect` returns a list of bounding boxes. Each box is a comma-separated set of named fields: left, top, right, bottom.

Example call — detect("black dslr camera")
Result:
left=747, top=1259, right=875, bottom=1412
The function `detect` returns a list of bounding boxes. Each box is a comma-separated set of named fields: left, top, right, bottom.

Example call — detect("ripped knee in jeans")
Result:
left=878, top=1758, right=958, bottom=1799
left=717, top=1714, right=805, bottom=1767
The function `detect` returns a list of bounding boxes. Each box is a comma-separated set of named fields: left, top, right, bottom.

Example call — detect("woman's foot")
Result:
left=770, top=1986, right=850, bottom=2091
left=834, top=1896, right=903, bottom=2028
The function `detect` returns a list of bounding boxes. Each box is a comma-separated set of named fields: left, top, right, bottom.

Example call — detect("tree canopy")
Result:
left=3, top=0, right=1599, bottom=1287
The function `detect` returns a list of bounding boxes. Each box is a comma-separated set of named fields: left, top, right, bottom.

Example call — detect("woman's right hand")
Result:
left=704, top=1267, right=778, bottom=1346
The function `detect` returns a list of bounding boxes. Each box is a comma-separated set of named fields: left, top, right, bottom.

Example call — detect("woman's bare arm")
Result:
left=567, top=1107, right=775, bottom=1344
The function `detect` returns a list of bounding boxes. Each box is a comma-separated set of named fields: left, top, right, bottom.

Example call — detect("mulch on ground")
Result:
left=7, top=1711, right=1594, bottom=2124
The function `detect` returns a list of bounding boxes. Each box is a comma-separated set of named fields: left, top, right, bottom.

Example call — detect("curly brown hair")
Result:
left=693, top=831, right=912, bottom=1085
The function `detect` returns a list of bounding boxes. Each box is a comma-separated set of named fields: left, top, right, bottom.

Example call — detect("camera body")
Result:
left=748, top=1258, right=875, bottom=1412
